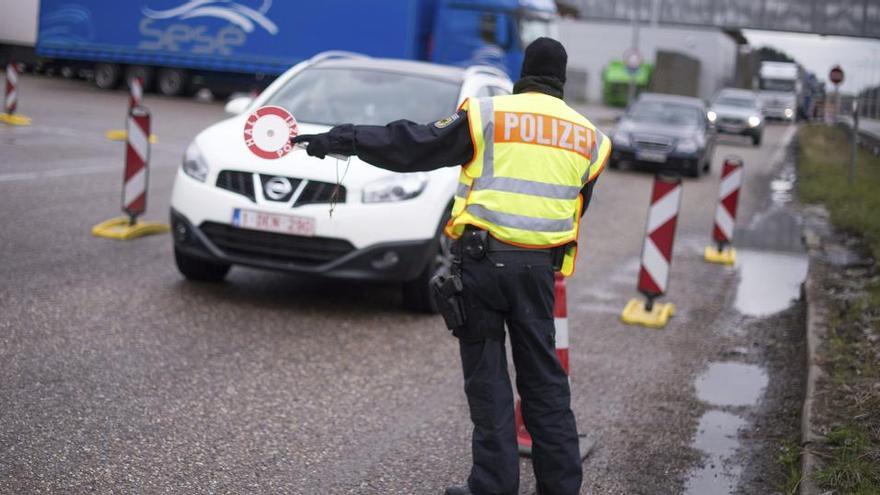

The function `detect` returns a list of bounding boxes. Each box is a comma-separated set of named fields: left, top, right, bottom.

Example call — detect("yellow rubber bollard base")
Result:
left=0, top=113, right=32, bottom=126
left=620, top=298, right=676, bottom=329
left=104, top=129, right=158, bottom=143
left=91, top=216, right=170, bottom=240
left=704, top=246, right=737, bottom=265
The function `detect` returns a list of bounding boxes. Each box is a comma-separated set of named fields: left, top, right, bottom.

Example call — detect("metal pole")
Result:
left=628, top=0, right=641, bottom=104
left=849, top=99, right=859, bottom=185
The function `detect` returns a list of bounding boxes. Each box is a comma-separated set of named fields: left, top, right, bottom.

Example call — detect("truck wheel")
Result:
left=157, top=68, right=189, bottom=96
left=402, top=224, right=453, bottom=314
left=94, top=63, right=121, bottom=90
left=125, top=66, right=154, bottom=91
left=174, top=248, right=230, bottom=282
left=752, top=133, right=762, bottom=146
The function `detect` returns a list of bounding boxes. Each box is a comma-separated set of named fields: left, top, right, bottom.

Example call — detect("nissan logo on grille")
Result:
left=264, top=176, right=293, bottom=201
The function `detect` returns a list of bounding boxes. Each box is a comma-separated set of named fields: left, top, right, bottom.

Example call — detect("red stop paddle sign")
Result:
left=243, top=106, right=299, bottom=159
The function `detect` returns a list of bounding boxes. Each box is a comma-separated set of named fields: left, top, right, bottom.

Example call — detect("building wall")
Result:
left=559, top=19, right=737, bottom=102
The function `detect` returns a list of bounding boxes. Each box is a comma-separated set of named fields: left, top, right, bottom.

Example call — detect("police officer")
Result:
left=293, top=38, right=611, bottom=495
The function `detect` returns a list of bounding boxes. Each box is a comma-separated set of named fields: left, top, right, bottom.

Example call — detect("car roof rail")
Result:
left=308, top=51, right=371, bottom=65
left=463, top=65, right=510, bottom=81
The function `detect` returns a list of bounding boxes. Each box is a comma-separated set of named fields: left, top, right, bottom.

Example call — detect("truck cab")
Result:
left=431, top=0, right=558, bottom=77
left=757, top=61, right=800, bottom=122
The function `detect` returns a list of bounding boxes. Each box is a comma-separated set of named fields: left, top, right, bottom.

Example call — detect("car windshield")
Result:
left=759, top=78, right=796, bottom=92
left=628, top=101, right=702, bottom=126
left=265, top=68, right=460, bottom=126
left=715, top=97, right=757, bottom=108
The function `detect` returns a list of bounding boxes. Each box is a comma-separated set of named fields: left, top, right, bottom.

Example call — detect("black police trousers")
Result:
left=454, top=249, right=582, bottom=495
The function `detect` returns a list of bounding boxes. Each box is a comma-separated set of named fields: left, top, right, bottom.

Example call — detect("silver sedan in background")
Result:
left=707, top=88, right=765, bottom=146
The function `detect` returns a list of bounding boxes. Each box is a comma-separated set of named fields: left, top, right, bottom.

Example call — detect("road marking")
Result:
left=0, top=165, right=118, bottom=183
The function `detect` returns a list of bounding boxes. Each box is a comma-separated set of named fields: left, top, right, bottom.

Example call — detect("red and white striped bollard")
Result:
left=621, top=173, right=682, bottom=328
left=1, top=61, right=31, bottom=125
left=5, top=62, right=18, bottom=115
left=704, top=157, right=743, bottom=265
left=129, top=76, right=143, bottom=110
left=123, top=106, right=151, bottom=223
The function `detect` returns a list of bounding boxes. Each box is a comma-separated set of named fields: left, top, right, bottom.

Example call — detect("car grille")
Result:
left=200, top=222, right=355, bottom=266
left=215, top=170, right=345, bottom=207
left=633, top=136, right=673, bottom=153
left=720, top=117, right=745, bottom=126
left=216, top=171, right=256, bottom=202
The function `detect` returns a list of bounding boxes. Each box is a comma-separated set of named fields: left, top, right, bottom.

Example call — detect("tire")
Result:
left=124, top=65, right=154, bottom=91
left=93, top=63, right=122, bottom=90
left=608, top=157, right=620, bottom=169
left=156, top=68, right=189, bottom=96
left=402, top=222, right=454, bottom=314
left=174, top=248, right=230, bottom=282
left=752, top=133, right=762, bottom=146
left=703, top=157, right=711, bottom=173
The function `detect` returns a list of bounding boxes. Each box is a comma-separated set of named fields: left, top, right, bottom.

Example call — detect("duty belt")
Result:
left=458, top=226, right=564, bottom=270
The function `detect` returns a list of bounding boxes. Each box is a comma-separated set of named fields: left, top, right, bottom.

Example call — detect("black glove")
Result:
left=292, top=134, right=331, bottom=159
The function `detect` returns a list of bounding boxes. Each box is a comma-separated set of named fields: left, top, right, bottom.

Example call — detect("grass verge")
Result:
left=796, top=124, right=880, bottom=494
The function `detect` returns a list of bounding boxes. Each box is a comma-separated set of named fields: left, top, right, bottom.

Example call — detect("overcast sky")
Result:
left=743, top=30, right=880, bottom=94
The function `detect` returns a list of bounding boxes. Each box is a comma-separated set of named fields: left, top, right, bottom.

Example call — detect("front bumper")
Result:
left=171, top=208, right=437, bottom=282
left=611, top=146, right=703, bottom=172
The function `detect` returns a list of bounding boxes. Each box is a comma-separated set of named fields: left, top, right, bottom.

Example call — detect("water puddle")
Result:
left=685, top=362, right=769, bottom=494
left=770, top=163, right=796, bottom=205
left=684, top=411, right=748, bottom=494
left=696, top=362, right=768, bottom=407
left=734, top=250, right=807, bottom=317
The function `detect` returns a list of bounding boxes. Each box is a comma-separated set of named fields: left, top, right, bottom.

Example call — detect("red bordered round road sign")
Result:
left=829, top=65, right=844, bottom=85
left=243, top=105, right=299, bottom=159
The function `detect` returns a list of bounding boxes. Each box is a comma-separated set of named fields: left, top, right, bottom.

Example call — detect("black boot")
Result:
left=444, top=485, right=473, bottom=495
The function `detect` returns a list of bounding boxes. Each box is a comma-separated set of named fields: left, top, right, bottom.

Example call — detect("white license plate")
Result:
left=232, top=208, right=315, bottom=236
left=637, top=150, right=668, bottom=163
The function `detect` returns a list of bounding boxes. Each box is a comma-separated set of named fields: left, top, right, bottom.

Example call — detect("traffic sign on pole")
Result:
left=829, top=65, right=844, bottom=86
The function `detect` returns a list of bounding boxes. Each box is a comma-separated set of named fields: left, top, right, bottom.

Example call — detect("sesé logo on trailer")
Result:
left=139, top=0, right=279, bottom=55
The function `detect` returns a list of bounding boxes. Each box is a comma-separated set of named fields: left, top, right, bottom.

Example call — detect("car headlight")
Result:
left=612, top=131, right=631, bottom=147
left=747, top=116, right=761, bottom=128
left=182, top=141, right=209, bottom=182
left=362, top=172, right=428, bottom=203
left=676, top=139, right=698, bottom=153
left=707, top=111, right=717, bottom=123
left=784, top=108, right=794, bottom=118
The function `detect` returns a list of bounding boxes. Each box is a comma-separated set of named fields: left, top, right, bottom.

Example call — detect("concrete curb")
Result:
left=800, top=228, right=827, bottom=495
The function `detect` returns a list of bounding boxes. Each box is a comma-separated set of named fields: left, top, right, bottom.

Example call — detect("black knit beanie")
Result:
left=520, top=37, right=567, bottom=83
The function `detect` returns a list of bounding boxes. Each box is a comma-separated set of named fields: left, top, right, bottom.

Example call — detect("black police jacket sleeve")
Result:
left=323, top=109, right=597, bottom=212
left=325, top=110, right=473, bottom=173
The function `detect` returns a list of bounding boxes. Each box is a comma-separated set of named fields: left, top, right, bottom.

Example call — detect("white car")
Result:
left=169, top=52, right=512, bottom=312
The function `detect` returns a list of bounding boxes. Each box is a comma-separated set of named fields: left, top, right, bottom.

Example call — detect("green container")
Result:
left=602, top=60, right=653, bottom=107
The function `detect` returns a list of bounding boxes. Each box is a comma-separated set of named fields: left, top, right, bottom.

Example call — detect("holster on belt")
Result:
left=430, top=270, right=465, bottom=331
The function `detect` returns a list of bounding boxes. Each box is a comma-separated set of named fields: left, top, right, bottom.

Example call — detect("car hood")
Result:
left=710, top=105, right=759, bottom=120
left=617, top=119, right=703, bottom=140
left=193, top=114, right=407, bottom=189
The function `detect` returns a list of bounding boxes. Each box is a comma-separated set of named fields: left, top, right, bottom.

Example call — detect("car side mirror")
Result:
left=224, top=96, right=254, bottom=116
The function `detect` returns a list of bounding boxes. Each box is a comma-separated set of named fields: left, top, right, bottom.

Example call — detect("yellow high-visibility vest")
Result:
left=444, top=92, right=612, bottom=276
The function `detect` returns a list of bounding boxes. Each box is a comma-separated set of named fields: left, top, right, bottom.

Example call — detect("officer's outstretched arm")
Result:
left=292, top=110, right=474, bottom=173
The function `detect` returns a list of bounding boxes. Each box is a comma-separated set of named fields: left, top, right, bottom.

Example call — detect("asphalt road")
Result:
left=1, top=75, right=802, bottom=494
